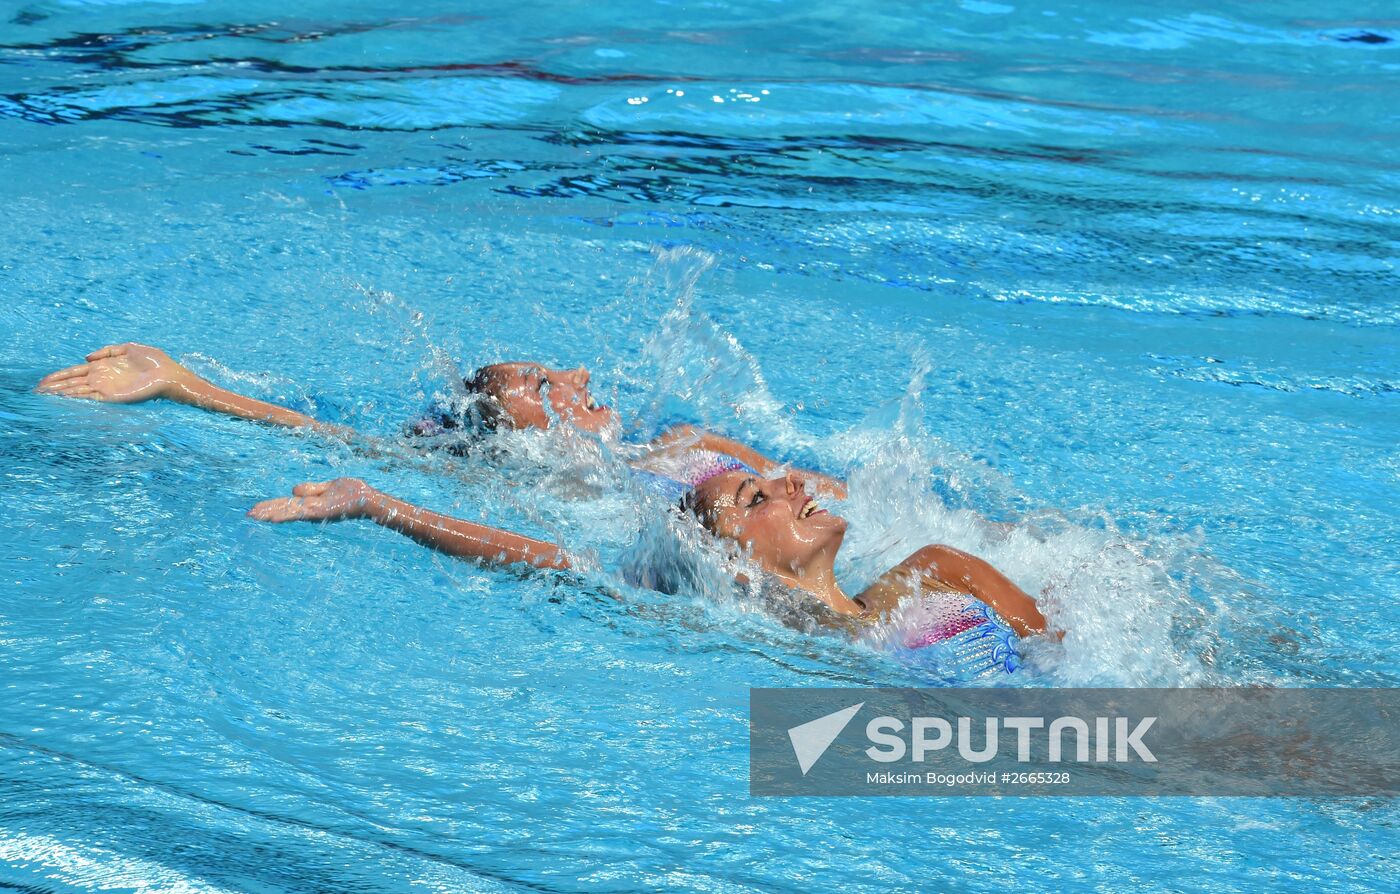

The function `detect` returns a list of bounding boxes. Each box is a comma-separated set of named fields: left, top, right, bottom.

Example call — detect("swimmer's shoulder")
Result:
left=857, top=547, right=970, bottom=618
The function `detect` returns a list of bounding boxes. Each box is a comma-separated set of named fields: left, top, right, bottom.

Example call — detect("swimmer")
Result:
left=247, top=470, right=1052, bottom=675
left=35, top=342, right=846, bottom=499
left=40, top=347, right=1044, bottom=671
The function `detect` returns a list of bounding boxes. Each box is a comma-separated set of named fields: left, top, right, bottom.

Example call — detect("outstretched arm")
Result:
left=37, top=343, right=354, bottom=439
left=248, top=478, right=570, bottom=571
left=651, top=424, right=847, bottom=499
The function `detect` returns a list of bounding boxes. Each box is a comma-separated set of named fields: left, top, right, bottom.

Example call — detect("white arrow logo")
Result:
left=787, top=703, right=864, bottom=775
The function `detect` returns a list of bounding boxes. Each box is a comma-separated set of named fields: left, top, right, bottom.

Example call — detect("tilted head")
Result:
left=684, top=470, right=847, bottom=579
left=467, top=361, right=618, bottom=433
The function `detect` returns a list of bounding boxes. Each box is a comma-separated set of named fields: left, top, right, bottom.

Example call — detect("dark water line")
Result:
left=0, top=732, right=569, bottom=894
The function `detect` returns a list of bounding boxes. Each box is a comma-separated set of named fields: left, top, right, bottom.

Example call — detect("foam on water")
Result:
left=408, top=247, right=1231, bottom=689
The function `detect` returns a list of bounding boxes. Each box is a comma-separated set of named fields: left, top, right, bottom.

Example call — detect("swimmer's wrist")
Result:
left=162, top=371, right=219, bottom=405
left=360, top=489, right=397, bottom=522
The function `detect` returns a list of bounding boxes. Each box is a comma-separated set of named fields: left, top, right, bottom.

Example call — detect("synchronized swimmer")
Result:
left=38, top=341, right=1053, bottom=675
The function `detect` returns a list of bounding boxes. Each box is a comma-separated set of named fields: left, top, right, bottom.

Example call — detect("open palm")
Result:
left=36, top=343, right=194, bottom=403
left=248, top=479, right=376, bottom=523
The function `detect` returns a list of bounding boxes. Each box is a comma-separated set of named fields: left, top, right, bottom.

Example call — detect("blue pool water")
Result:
left=3, top=0, right=1398, bottom=890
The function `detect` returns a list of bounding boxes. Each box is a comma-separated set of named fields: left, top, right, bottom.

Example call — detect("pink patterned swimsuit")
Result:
left=901, top=589, right=1022, bottom=676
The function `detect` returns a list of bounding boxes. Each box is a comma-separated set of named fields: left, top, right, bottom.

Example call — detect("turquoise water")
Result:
left=3, top=0, right=1398, bottom=890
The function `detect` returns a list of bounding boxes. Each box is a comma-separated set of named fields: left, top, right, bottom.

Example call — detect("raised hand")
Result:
left=36, top=343, right=199, bottom=404
left=247, top=478, right=378, bottom=523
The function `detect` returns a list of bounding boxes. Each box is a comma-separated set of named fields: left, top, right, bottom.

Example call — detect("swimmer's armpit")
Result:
left=248, top=477, right=571, bottom=572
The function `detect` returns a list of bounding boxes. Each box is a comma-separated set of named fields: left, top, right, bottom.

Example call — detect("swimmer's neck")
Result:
left=769, top=553, right=864, bottom=616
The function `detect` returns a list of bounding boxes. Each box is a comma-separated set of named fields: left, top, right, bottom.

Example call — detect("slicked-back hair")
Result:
left=461, top=366, right=508, bottom=433
left=401, top=365, right=511, bottom=456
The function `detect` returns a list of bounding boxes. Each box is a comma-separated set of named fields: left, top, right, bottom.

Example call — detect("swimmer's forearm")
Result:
left=915, top=546, right=1049, bottom=638
left=364, top=493, right=571, bottom=571
left=658, top=425, right=776, bottom=475
left=709, top=433, right=847, bottom=500
left=169, top=378, right=354, bottom=439
left=656, top=425, right=848, bottom=499
left=971, top=573, right=1048, bottom=640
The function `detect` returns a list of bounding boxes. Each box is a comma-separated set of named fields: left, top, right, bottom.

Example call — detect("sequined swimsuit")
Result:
left=900, top=588, right=1022, bottom=676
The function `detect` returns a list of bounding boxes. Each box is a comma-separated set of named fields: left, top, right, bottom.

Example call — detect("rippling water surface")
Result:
left=2, top=1, right=1397, bottom=891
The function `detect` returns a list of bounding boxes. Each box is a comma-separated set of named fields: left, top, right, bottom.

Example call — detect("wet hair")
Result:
left=677, top=490, right=707, bottom=526
left=461, top=366, right=509, bottom=432
left=402, top=365, right=510, bottom=455
left=677, top=488, right=724, bottom=536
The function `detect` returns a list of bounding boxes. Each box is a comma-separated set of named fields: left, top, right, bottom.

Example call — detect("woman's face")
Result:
left=692, top=470, right=847, bottom=576
left=483, top=362, right=617, bottom=433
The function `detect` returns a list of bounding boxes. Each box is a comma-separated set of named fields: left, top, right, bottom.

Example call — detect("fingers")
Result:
left=292, top=481, right=331, bottom=498
left=250, top=480, right=359, bottom=524
left=247, top=497, right=301, bottom=523
left=85, top=344, right=129, bottom=362
left=36, top=364, right=90, bottom=391
left=39, top=379, right=102, bottom=400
